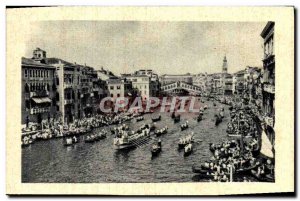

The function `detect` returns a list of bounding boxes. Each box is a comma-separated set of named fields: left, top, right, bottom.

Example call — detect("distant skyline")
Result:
left=25, top=21, right=266, bottom=75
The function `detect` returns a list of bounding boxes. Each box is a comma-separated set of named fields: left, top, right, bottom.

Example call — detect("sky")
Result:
left=25, top=21, right=267, bottom=75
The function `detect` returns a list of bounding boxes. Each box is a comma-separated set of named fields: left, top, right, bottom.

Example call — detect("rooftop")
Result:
left=21, top=57, right=55, bottom=69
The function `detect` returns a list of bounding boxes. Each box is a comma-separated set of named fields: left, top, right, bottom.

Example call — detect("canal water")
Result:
left=22, top=99, right=257, bottom=183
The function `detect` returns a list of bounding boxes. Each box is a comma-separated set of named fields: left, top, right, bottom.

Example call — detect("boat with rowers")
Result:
left=215, top=114, right=222, bottom=126
left=155, top=126, right=168, bottom=137
left=184, top=143, right=193, bottom=156
left=113, top=124, right=151, bottom=150
left=136, top=116, right=144, bottom=122
left=151, top=139, right=162, bottom=157
left=178, top=132, right=194, bottom=149
left=174, top=115, right=181, bottom=123
left=64, top=136, right=79, bottom=146
left=180, top=121, right=189, bottom=131
left=151, top=115, right=161, bottom=122
left=85, top=132, right=107, bottom=143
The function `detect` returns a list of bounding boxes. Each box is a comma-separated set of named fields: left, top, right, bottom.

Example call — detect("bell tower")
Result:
left=222, top=55, right=228, bottom=74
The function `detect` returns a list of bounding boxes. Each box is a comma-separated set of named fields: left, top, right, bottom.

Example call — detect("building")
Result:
left=192, top=73, right=207, bottom=91
left=47, top=58, right=82, bottom=122
left=211, top=73, right=222, bottom=94
left=160, top=73, right=193, bottom=85
left=232, top=70, right=245, bottom=94
left=224, top=73, right=233, bottom=95
left=244, top=66, right=262, bottom=102
left=125, top=75, right=151, bottom=100
left=96, top=67, right=116, bottom=81
left=21, top=50, right=57, bottom=125
left=47, top=58, right=107, bottom=121
left=23, top=48, right=110, bottom=123
left=122, top=69, right=161, bottom=99
left=261, top=21, right=275, bottom=135
left=107, top=78, right=133, bottom=100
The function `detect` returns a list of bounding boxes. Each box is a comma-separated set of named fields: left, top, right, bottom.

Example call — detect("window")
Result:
left=29, top=70, right=32, bottom=77
left=24, top=69, right=28, bottom=78
left=25, top=100, right=30, bottom=109
left=110, top=94, right=113, bottom=97
left=41, top=70, right=43, bottom=78
left=117, top=85, right=121, bottom=90
left=117, top=94, right=120, bottom=97
left=25, top=83, right=29, bottom=93
left=110, top=86, right=114, bottom=90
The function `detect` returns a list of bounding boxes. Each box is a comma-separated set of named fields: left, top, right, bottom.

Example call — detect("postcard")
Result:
left=6, top=6, right=294, bottom=195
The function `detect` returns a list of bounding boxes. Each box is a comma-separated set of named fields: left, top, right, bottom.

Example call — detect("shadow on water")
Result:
left=192, top=174, right=210, bottom=182
left=113, top=147, right=136, bottom=162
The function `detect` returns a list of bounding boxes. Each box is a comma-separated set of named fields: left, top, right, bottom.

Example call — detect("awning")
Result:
left=260, top=129, right=274, bottom=158
left=32, top=97, right=52, bottom=104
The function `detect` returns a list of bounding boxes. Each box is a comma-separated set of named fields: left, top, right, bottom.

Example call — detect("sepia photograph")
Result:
left=21, top=21, right=275, bottom=183
left=6, top=6, right=294, bottom=195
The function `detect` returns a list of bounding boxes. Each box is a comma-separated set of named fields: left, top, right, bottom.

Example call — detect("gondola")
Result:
left=250, top=170, right=275, bottom=182
left=152, top=115, right=161, bottom=122
left=215, top=115, right=222, bottom=126
left=192, top=165, right=211, bottom=174
left=64, top=136, right=79, bottom=146
left=235, top=163, right=260, bottom=174
left=85, top=135, right=96, bottom=143
left=180, top=122, right=189, bottom=131
left=184, top=143, right=193, bottom=156
left=174, top=115, right=181, bottom=123
left=197, top=115, right=202, bottom=122
left=178, top=134, right=194, bottom=149
left=155, top=127, right=168, bottom=137
left=94, top=132, right=107, bottom=141
left=136, top=116, right=144, bottom=122
left=151, top=140, right=162, bottom=157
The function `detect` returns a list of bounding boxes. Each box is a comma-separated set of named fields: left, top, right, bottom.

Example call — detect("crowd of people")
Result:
left=193, top=94, right=275, bottom=182
left=21, top=112, right=136, bottom=146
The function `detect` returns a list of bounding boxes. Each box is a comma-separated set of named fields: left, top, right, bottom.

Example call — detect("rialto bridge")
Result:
left=160, top=81, right=203, bottom=96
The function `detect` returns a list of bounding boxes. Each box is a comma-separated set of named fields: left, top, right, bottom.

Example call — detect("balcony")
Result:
left=30, top=107, right=50, bottom=114
left=263, top=84, right=275, bottom=94
left=30, top=91, right=49, bottom=98
left=64, top=99, right=74, bottom=105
